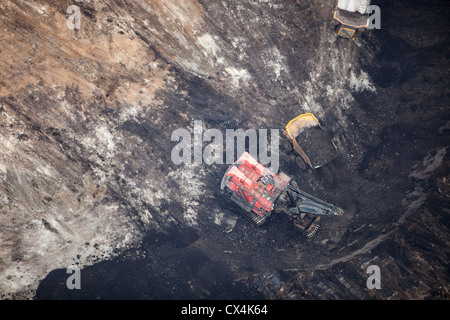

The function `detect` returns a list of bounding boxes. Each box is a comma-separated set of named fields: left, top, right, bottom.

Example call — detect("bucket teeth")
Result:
left=306, top=224, right=320, bottom=238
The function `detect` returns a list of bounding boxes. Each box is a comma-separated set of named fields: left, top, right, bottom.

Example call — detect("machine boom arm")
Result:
left=286, top=181, right=343, bottom=216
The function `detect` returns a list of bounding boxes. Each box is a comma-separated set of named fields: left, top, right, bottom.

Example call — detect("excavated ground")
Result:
left=0, top=0, right=448, bottom=299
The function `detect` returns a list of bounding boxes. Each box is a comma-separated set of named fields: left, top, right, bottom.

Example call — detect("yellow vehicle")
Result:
left=333, top=0, right=371, bottom=39
left=282, top=113, right=338, bottom=170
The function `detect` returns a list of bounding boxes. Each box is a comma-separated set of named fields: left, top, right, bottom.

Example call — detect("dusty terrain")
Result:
left=0, top=0, right=448, bottom=299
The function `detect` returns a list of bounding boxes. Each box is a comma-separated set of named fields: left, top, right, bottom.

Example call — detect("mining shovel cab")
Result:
left=220, top=152, right=343, bottom=238
left=220, top=151, right=291, bottom=226
left=333, top=0, right=371, bottom=39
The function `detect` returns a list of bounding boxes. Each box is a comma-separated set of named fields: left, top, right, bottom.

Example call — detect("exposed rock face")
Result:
left=0, top=0, right=448, bottom=299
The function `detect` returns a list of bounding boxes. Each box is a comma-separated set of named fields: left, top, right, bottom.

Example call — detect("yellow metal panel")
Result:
left=285, top=113, right=320, bottom=139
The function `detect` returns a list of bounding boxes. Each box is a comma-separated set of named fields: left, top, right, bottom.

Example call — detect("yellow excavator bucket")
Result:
left=284, top=113, right=320, bottom=140
left=283, top=113, right=338, bottom=169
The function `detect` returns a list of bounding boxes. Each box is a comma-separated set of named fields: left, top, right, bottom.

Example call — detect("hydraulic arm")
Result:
left=286, top=181, right=343, bottom=217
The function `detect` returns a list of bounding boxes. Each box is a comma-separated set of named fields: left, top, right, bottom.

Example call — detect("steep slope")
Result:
left=0, top=0, right=448, bottom=299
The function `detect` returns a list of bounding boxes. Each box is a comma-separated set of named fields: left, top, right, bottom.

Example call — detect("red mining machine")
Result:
left=220, top=152, right=343, bottom=238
